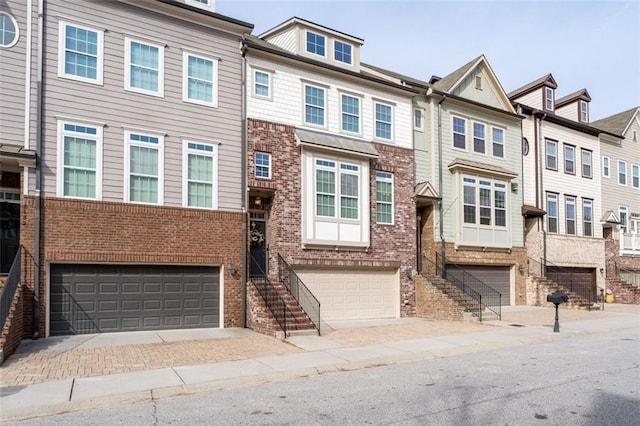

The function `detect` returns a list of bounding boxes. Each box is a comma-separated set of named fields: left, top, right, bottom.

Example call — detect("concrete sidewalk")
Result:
left=1, top=304, right=638, bottom=422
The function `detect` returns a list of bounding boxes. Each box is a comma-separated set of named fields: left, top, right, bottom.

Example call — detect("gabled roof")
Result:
left=414, top=181, right=440, bottom=200
left=258, top=16, right=364, bottom=45
left=601, top=210, right=620, bottom=224
left=430, top=55, right=482, bottom=92
left=591, top=107, right=639, bottom=136
left=429, top=54, right=516, bottom=115
left=508, top=74, right=558, bottom=99
left=555, top=89, right=591, bottom=108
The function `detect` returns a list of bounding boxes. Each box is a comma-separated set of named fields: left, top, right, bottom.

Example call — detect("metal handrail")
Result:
left=530, top=257, right=595, bottom=310
left=250, top=276, right=288, bottom=336
left=277, top=254, right=321, bottom=334
left=433, top=252, right=502, bottom=320
left=0, top=247, right=22, bottom=332
left=615, top=263, right=640, bottom=287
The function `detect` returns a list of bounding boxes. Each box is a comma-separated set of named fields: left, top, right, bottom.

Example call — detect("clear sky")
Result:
left=217, top=0, right=639, bottom=121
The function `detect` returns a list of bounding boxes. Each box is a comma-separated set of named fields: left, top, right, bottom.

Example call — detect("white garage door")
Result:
left=294, top=269, right=398, bottom=321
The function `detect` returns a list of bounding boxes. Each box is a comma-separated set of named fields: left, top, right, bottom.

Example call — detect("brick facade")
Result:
left=20, top=196, right=244, bottom=337
left=247, top=118, right=417, bottom=317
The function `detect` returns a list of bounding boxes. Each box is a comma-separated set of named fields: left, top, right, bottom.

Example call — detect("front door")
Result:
left=0, top=195, right=20, bottom=273
left=249, top=218, right=267, bottom=277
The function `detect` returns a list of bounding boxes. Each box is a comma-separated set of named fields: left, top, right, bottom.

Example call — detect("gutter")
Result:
left=23, top=0, right=33, bottom=150
left=33, top=0, right=44, bottom=339
left=436, top=90, right=447, bottom=276
left=538, top=113, right=547, bottom=274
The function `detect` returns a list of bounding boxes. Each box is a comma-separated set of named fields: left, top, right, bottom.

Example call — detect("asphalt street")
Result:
left=7, top=327, right=639, bottom=425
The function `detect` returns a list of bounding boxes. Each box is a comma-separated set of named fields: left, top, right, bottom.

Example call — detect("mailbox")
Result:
left=547, top=291, right=568, bottom=305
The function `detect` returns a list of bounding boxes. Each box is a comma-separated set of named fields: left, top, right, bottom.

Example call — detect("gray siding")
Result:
left=40, top=0, right=246, bottom=211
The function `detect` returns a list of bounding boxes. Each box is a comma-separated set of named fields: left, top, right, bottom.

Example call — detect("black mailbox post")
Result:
left=547, top=291, right=569, bottom=332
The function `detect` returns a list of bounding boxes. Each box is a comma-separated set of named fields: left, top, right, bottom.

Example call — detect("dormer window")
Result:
left=545, top=87, right=554, bottom=111
left=186, top=0, right=214, bottom=10
left=334, top=40, right=352, bottom=65
left=580, top=100, right=588, bottom=122
left=306, top=31, right=325, bottom=57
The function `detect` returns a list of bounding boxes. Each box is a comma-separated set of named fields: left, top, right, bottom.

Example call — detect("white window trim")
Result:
left=124, top=37, right=164, bottom=97
left=303, top=83, right=327, bottom=128
left=252, top=68, right=273, bottom=100
left=58, top=20, right=104, bottom=85
left=374, top=101, right=394, bottom=142
left=182, top=141, right=218, bottom=209
left=333, top=40, right=353, bottom=65
left=491, top=126, right=505, bottom=158
left=340, top=92, right=362, bottom=136
left=472, top=121, right=486, bottom=154
left=185, top=0, right=214, bottom=10
left=619, top=205, right=629, bottom=233
left=305, top=29, right=326, bottom=58
left=124, top=130, right=164, bottom=205
left=452, top=115, right=466, bottom=150
left=413, top=108, right=424, bottom=132
left=602, top=156, right=610, bottom=177
left=546, top=139, right=558, bottom=170
left=545, top=87, right=554, bottom=110
left=580, top=100, right=588, bottom=122
left=565, top=195, right=576, bottom=235
left=461, top=176, right=508, bottom=229
left=632, top=163, right=640, bottom=189
left=376, top=171, right=394, bottom=225
left=618, top=160, right=627, bottom=186
left=582, top=198, right=593, bottom=237
left=564, top=144, right=575, bottom=174
left=254, top=151, right=272, bottom=180
left=547, top=192, right=558, bottom=233
left=182, top=51, right=218, bottom=107
left=56, top=120, right=103, bottom=200
left=581, top=149, right=592, bottom=178
left=0, top=12, right=20, bottom=48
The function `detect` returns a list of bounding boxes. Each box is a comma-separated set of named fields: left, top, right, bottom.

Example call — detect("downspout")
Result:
left=23, top=0, right=33, bottom=150
left=33, top=0, right=44, bottom=339
left=437, top=93, right=447, bottom=276
left=240, top=42, right=248, bottom=328
left=538, top=113, right=547, bottom=274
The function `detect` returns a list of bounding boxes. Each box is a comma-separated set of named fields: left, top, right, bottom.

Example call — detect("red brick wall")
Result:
left=20, top=196, right=244, bottom=336
left=247, top=119, right=417, bottom=317
left=0, top=284, right=24, bottom=363
left=246, top=282, right=284, bottom=338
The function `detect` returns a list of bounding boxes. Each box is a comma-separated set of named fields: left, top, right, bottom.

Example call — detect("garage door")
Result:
left=294, top=269, right=398, bottom=322
left=50, top=264, right=219, bottom=336
left=447, top=265, right=511, bottom=306
left=546, top=267, right=596, bottom=295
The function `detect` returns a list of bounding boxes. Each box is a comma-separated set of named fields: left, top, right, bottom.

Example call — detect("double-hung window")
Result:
left=254, top=152, right=271, bottom=179
left=306, top=31, right=325, bottom=56
left=581, top=149, right=592, bottom=178
left=564, top=144, right=575, bottom=174
left=304, top=84, right=325, bottom=126
left=183, top=52, right=217, bottom=106
left=57, top=121, right=102, bottom=199
left=602, top=156, right=610, bottom=177
left=632, top=164, right=639, bottom=189
left=545, top=87, right=554, bottom=110
left=492, top=127, right=504, bottom=158
left=565, top=195, right=576, bottom=235
left=253, top=69, right=271, bottom=99
left=580, top=100, right=588, bottom=122
left=125, top=38, right=164, bottom=96
left=315, top=159, right=359, bottom=220
left=547, top=193, right=558, bottom=233
left=473, top=122, right=485, bottom=153
left=125, top=131, right=163, bottom=204
left=583, top=198, right=593, bottom=237
left=58, top=21, right=103, bottom=84
left=414, top=109, right=423, bottom=131
left=375, top=102, right=393, bottom=141
left=376, top=172, right=394, bottom=224
left=618, top=160, right=627, bottom=185
left=341, top=94, right=360, bottom=134
left=183, top=142, right=216, bottom=209
left=334, top=40, right=352, bottom=64
left=546, top=139, right=557, bottom=170
left=453, top=117, right=466, bottom=149
left=619, top=206, right=628, bottom=233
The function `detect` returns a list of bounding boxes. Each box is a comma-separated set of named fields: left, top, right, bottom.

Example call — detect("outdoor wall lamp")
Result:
left=518, top=264, right=525, bottom=274
left=254, top=197, right=262, bottom=206
left=228, top=262, right=237, bottom=276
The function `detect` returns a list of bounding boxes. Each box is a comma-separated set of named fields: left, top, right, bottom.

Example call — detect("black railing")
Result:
left=431, top=252, right=502, bottom=321
left=0, top=247, right=22, bottom=332
left=529, top=257, right=595, bottom=310
left=250, top=276, right=289, bottom=337
left=277, top=254, right=320, bottom=334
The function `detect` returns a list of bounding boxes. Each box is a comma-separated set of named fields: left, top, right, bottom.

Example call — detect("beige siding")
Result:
left=40, top=0, right=244, bottom=211
left=555, top=103, right=579, bottom=121
left=453, top=68, right=503, bottom=110
left=265, top=28, right=297, bottom=53
left=513, top=89, right=542, bottom=111
left=521, top=116, right=537, bottom=206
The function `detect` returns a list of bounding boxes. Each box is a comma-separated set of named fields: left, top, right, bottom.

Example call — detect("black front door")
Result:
left=249, top=220, right=267, bottom=277
left=0, top=201, right=20, bottom=273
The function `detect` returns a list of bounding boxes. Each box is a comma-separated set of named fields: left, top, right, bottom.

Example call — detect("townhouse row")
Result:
left=1, top=0, right=638, bottom=349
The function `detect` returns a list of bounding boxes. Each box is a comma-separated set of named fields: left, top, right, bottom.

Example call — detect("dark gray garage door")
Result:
left=50, top=264, right=219, bottom=336
left=447, top=265, right=511, bottom=306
